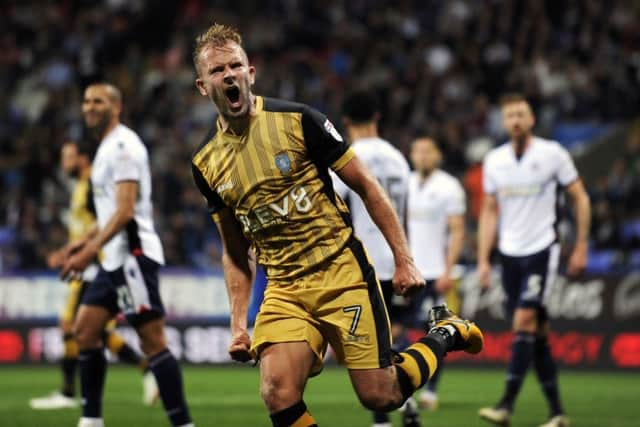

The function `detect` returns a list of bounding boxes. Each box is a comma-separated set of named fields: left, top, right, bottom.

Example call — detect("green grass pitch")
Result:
left=1, top=365, right=636, bottom=426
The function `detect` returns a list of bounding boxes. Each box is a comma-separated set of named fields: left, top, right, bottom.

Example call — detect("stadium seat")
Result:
left=628, top=250, right=640, bottom=270
left=552, top=122, right=612, bottom=151
left=621, top=220, right=640, bottom=244
left=586, top=250, right=619, bottom=274
left=0, top=227, right=15, bottom=246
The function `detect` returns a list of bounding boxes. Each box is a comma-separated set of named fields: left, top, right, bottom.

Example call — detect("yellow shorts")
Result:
left=251, top=237, right=392, bottom=374
left=60, top=279, right=116, bottom=330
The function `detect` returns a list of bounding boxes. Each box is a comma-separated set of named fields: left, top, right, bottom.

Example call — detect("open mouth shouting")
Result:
left=225, top=85, right=242, bottom=111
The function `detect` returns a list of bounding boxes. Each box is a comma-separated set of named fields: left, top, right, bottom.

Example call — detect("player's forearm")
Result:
left=91, top=207, right=134, bottom=250
left=86, top=224, right=98, bottom=241
left=446, top=224, right=464, bottom=274
left=573, top=191, right=591, bottom=246
left=477, top=209, right=497, bottom=263
left=66, top=224, right=98, bottom=249
left=360, top=179, right=412, bottom=266
left=222, top=251, right=255, bottom=333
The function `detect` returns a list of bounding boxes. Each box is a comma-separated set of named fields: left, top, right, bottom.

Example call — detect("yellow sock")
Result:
left=394, top=337, right=443, bottom=398
left=270, top=401, right=317, bottom=427
left=291, top=412, right=317, bottom=427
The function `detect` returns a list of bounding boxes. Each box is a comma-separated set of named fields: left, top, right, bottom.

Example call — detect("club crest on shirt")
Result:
left=275, top=151, right=291, bottom=174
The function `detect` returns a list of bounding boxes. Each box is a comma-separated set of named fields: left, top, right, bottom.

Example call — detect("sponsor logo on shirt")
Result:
left=237, top=185, right=313, bottom=234
left=499, top=184, right=543, bottom=198
left=216, top=182, right=233, bottom=193
left=323, top=119, right=343, bottom=142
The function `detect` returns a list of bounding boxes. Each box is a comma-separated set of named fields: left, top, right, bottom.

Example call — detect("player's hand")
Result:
left=67, top=239, right=87, bottom=255
left=477, top=260, right=491, bottom=290
left=47, top=239, right=85, bottom=269
left=435, top=274, right=453, bottom=294
left=60, top=240, right=99, bottom=280
left=46, top=248, right=66, bottom=269
left=392, top=257, right=425, bottom=297
left=567, top=242, right=587, bottom=277
left=228, top=329, right=252, bottom=363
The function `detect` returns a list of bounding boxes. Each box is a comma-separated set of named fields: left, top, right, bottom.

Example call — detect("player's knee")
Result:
left=356, top=387, right=401, bottom=412
left=140, top=341, right=165, bottom=357
left=260, top=374, right=302, bottom=412
left=136, top=320, right=167, bottom=356
left=512, top=309, right=537, bottom=332
left=138, top=335, right=165, bottom=356
left=73, top=323, right=100, bottom=349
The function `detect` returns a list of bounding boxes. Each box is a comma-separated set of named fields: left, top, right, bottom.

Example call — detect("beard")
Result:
left=511, top=128, right=530, bottom=156
left=213, top=81, right=252, bottom=120
left=418, top=165, right=435, bottom=176
left=512, top=131, right=529, bottom=146
left=68, top=166, right=80, bottom=179
left=84, top=111, right=112, bottom=141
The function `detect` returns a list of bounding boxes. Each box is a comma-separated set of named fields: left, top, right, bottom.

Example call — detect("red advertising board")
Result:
left=1, top=272, right=639, bottom=368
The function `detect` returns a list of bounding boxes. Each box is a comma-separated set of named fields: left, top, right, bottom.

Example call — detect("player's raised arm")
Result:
left=565, top=179, right=591, bottom=276
left=336, top=156, right=424, bottom=296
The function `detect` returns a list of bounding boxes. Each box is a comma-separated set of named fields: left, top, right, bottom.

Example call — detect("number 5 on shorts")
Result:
left=343, top=305, right=362, bottom=335
left=522, top=274, right=542, bottom=301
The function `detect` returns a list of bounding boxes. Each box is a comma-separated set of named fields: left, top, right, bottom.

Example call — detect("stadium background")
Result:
left=1, top=1, right=639, bottom=426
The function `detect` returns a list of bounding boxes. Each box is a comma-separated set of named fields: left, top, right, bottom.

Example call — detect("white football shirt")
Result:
left=483, top=136, right=578, bottom=256
left=332, top=137, right=410, bottom=280
left=91, top=124, right=165, bottom=271
left=408, top=169, right=466, bottom=280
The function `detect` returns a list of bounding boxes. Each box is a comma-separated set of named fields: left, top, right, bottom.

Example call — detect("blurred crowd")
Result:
left=1, top=0, right=639, bottom=271
left=587, top=124, right=640, bottom=271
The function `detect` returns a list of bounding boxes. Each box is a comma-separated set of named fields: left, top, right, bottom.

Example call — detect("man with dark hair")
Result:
left=60, top=83, right=193, bottom=427
left=340, top=90, right=380, bottom=124
left=30, top=140, right=158, bottom=410
left=191, top=23, right=483, bottom=427
left=478, top=94, right=591, bottom=427
left=333, top=90, right=419, bottom=427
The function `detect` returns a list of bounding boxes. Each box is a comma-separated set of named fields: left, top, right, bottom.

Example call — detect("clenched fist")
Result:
left=228, top=329, right=252, bottom=363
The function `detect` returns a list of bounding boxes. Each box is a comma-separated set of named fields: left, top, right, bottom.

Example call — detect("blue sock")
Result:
left=79, top=348, right=106, bottom=418
left=149, top=349, right=191, bottom=426
left=499, top=331, right=535, bottom=411
left=534, top=336, right=564, bottom=416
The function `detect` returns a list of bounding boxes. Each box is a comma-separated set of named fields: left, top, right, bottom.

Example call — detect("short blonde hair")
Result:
left=193, top=23, right=242, bottom=70
left=499, top=92, right=528, bottom=107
